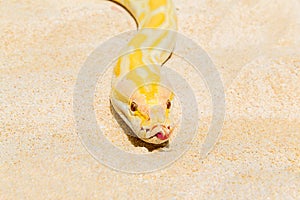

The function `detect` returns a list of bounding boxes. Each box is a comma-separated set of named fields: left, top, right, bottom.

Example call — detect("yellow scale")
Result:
left=110, top=0, right=177, bottom=144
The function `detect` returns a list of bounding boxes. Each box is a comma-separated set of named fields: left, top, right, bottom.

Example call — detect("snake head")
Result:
left=111, top=83, right=175, bottom=144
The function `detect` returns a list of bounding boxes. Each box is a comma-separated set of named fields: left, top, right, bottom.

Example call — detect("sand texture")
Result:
left=1, top=0, right=300, bottom=199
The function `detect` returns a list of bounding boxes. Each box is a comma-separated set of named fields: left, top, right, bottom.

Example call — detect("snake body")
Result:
left=110, top=0, right=177, bottom=144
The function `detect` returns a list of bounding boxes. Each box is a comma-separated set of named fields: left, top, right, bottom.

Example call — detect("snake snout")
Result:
left=146, top=125, right=170, bottom=140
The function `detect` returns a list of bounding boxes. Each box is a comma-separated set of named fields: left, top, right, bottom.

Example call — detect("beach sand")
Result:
left=1, top=0, right=299, bottom=199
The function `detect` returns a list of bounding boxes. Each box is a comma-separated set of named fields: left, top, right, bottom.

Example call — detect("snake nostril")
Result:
left=146, top=128, right=150, bottom=132
left=167, top=126, right=170, bottom=129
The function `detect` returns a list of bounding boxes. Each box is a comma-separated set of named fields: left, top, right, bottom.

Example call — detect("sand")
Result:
left=0, top=0, right=299, bottom=199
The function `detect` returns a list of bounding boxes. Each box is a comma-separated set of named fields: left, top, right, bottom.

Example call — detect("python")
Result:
left=110, top=0, right=177, bottom=144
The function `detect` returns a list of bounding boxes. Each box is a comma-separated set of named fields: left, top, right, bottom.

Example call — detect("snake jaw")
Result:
left=143, top=124, right=172, bottom=142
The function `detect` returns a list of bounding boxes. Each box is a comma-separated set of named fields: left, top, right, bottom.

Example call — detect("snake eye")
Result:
left=166, top=99, right=171, bottom=109
left=130, top=101, right=138, bottom=112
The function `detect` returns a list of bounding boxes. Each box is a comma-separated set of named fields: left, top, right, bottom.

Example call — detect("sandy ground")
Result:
left=1, top=0, right=300, bottom=199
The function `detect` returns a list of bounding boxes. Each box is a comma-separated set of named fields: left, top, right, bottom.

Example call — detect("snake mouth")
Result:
left=146, top=125, right=172, bottom=140
left=153, top=131, right=169, bottom=140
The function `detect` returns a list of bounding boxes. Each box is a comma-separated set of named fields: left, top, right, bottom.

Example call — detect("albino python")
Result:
left=110, top=0, right=177, bottom=144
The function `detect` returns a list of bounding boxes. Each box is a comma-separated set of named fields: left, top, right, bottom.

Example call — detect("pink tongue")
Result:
left=156, top=132, right=168, bottom=140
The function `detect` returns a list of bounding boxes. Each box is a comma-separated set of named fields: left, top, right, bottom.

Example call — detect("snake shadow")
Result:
left=110, top=102, right=169, bottom=152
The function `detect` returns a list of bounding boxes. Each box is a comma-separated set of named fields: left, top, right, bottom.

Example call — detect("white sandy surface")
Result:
left=0, top=0, right=299, bottom=199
